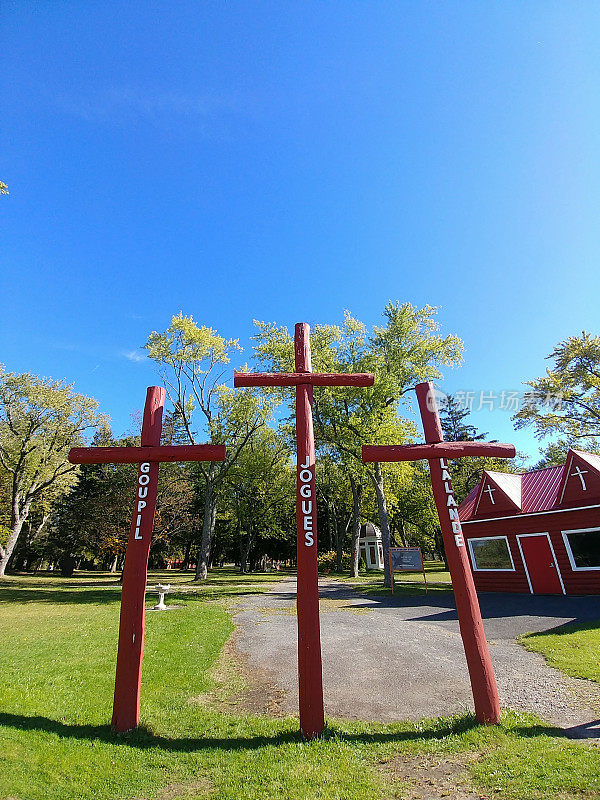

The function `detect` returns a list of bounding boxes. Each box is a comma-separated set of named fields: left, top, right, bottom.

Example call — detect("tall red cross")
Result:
left=234, top=323, right=374, bottom=739
left=69, top=386, right=226, bottom=732
left=362, top=381, right=515, bottom=724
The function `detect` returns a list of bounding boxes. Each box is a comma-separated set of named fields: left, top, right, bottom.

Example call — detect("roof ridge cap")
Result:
left=526, top=463, right=566, bottom=473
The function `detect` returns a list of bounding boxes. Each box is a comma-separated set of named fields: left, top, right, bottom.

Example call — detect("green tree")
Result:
left=145, top=313, right=274, bottom=580
left=315, top=454, right=352, bottom=570
left=514, top=331, right=600, bottom=447
left=440, top=394, right=486, bottom=443
left=383, top=461, right=438, bottom=554
left=253, top=302, right=463, bottom=585
left=534, top=441, right=574, bottom=469
left=9, top=482, right=68, bottom=571
left=224, top=426, right=294, bottom=572
left=153, top=410, right=199, bottom=568
left=440, top=393, right=524, bottom=505
left=0, top=367, right=104, bottom=576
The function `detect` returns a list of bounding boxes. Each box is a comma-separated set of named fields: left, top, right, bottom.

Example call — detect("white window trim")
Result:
left=561, top=527, right=600, bottom=571
left=516, top=532, right=566, bottom=595
left=467, top=535, right=516, bottom=572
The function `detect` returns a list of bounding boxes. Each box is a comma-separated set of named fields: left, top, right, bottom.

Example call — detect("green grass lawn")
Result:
left=1, top=568, right=599, bottom=800
left=333, top=560, right=452, bottom=596
left=520, top=620, right=600, bottom=684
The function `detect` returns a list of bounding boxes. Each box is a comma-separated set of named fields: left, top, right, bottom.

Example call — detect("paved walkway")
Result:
left=232, top=576, right=600, bottom=738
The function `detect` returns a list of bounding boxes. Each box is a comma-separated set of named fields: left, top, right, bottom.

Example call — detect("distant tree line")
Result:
left=1, top=313, right=597, bottom=579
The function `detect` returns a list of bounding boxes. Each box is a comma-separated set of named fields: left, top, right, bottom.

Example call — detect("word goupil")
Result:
left=134, top=462, right=151, bottom=540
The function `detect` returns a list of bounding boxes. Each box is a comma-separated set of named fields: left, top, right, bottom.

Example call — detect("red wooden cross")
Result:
left=362, top=381, right=515, bottom=724
left=69, top=386, right=226, bottom=732
left=234, top=323, right=374, bottom=739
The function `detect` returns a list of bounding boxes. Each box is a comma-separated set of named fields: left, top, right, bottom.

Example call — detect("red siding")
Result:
left=464, top=507, right=600, bottom=595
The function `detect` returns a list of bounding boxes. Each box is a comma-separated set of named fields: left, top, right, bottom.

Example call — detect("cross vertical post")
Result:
left=362, top=381, right=516, bottom=724
left=111, top=386, right=164, bottom=733
left=294, top=323, right=323, bottom=739
left=234, top=323, right=374, bottom=738
left=68, top=386, right=226, bottom=732
left=417, top=382, right=500, bottom=723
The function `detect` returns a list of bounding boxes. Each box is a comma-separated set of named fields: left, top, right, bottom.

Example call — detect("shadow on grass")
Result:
left=0, top=710, right=562, bottom=751
left=524, top=618, right=600, bottom=638
left=0, top=582, right=288, bottom=606
left=0, top=569, right=291, bottom=606
left=0, top=587, right=124, bottom=605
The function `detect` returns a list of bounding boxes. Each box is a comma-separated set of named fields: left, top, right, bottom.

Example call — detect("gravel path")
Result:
left=232, top=576, right=600, bottom=738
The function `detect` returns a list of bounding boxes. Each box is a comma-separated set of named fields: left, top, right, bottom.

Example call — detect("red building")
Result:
left=459, top=449, right=600, bottom=595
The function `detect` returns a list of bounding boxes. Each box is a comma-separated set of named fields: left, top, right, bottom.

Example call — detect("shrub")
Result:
left=317, top=550, right=352, bottom=572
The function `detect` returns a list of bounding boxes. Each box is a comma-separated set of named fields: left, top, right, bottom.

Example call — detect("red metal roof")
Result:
left=521, top=465, right=564, bottom=512
left=459, top=454, right=593, bottom=522
left=459, top=484, right=479, bottom=521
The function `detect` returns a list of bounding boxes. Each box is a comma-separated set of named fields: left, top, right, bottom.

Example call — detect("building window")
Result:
left=468, top=536, right=515, bottom=571
left=562, top=528, right=600, bottom=570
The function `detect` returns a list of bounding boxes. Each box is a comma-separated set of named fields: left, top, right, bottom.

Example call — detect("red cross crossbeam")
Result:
left=69, top=444, right=225, bottom=465
left=68, top=386, right=226, bottom=733
left=362, top=441, right=515, bottom=463
left=234, top=372, right=375, bottom=387
left=362, top=381, right=516, bottom=725
left=234, top=323, right=374, bottom=739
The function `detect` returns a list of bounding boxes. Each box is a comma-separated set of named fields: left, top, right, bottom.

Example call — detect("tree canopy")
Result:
left=0, top=366, right=104, bottom=575
left=514, top=331, right=600, bottom=448
left=252, top=302, right=463, bottom=583
left=145, top=313, right=275, bottom=579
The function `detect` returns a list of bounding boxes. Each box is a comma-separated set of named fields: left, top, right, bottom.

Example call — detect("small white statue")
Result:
left=152, top=583, right=171, bottom=610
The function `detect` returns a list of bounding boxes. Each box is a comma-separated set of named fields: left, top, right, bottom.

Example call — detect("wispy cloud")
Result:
left=55, top=85, right=256, bottom=132
left=122, top=350, right=148, bottom=363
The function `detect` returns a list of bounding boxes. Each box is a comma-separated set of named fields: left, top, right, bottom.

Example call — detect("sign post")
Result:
left=362, top=381, right=515, bottom=725
left=234, top=323, right=374, bottom=738
left=69, top=386, right=226, bottom=732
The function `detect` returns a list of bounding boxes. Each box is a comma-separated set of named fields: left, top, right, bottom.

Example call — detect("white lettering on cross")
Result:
left=440, top=458, right=464, bottom=548
left=299, top=455, right=315, bottom=547
left=134, top=462, right=151, bottom=540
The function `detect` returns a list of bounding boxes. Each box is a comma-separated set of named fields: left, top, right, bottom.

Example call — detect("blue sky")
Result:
left=2, top=2, right=599, bottom=460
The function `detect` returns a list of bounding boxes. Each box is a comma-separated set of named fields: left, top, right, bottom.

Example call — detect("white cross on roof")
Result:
left=571, top=465, right=588, bottom=491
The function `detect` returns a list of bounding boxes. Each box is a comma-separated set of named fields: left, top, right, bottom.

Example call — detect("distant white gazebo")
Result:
left=359, top=522, right=384, bottom=570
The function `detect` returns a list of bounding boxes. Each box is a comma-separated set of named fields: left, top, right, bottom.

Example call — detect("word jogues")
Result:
left=298, top=456, right=314, bottom=547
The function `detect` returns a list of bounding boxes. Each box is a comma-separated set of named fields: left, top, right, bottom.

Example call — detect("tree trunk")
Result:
left=195, top=479, right=217, bottom=581
left=369, top=462, right=392, bottom=588
left=31, top=514, right=50, bottom=544
left=332, top=502, right=343, bottom=572
left=241, top=522, right=253, bottom=574
left=181, top=539, right=193, bottom=570
left=435, top=527, right=448, bottom=569
left=0, top=520, right=25, bottom=577
left=349, top=476, right=363, bottom=578
left=0, top=497, right=31, bottom=577
left=399, top=518, right=408, bottom=547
